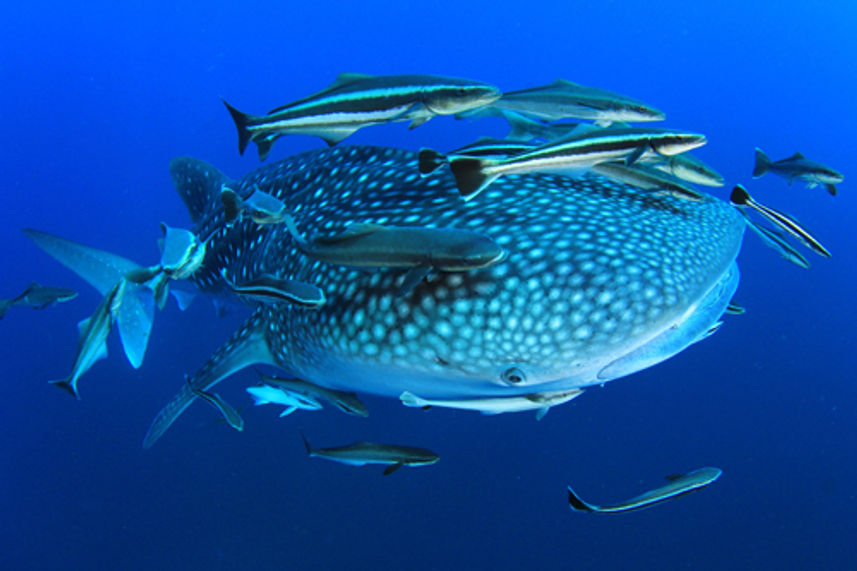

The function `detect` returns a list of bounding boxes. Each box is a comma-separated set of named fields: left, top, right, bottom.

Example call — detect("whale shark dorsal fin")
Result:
left=169, top=157, right=235, bottom=225
left=143, top=309, right=276, bottom=449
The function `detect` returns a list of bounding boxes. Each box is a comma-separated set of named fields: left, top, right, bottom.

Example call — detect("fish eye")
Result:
left=502, top=367, right=526, bottom=384
left=457, top=88, right=468, bottom=96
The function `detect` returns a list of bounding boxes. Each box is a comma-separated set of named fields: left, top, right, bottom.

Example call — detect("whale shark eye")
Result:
left=502, top=367, right=526, bottom=384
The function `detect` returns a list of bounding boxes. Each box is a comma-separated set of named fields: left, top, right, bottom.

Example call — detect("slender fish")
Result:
left=0, top=283, right=78, bottom=319
left=221, top=185, right=288, bottom=225
left=300, top=431, right=439, bottom=475
left=743, top=217, right=810, bottom=269
left=448, top=127, right=707, bottom=200
left=487, top=78, right=665, bottom=124
left=221, top=270, right=326, bottom=309
left=223, top=73, right=501, bottom=160
left=257, top=371, right=368, bottom=417
left=185, top=375, right=244, bottom=431
left=731, top=185, right=830, bottom=258
left=567, top=467, right=722, bottom=513
left=418, top=138, right=538, bottom=175
left=246, top=384, right=323, bottom=417
left=590, top=162, right=703, bottom=201
left=399, top=389, right=582, bottom=420
left=651, top=153, right=725, bottom=187
left=50, top=279, right=127, bottom=399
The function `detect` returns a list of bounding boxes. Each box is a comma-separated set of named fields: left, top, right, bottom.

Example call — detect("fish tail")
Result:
left=730, top=185, right=751, bottom=206
left=448, top=156, right=495, bottom=201
left=566, top=485, right=597, bottom=513
left=49, top=377, right=80, bottom=400
left=0, top=299, right=10, bottom=320
left=752, top=148, right=771, bottom=178
left=221, top=99, right=256, bottom=156
left=399, top=391, right=427, bottom=408
left=417, top=148, right=448, bottom=175
left=298, top=430, right=313, bottom=455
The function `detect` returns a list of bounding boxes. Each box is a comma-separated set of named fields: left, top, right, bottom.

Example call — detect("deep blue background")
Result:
left=2, top=1, right=856, bottom=569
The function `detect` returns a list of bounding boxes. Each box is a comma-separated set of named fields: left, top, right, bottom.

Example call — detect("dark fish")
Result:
left=300, top=431, right=439, bottom=475
left=753, top=148, right=843, bottom=196
left=223, top=73, right=501, bottom=160
left=221, top=185, right=288, bottom=225
left=0, top=282, right=77, bottom=319
left=185, top=375, right=244, bottom=432
left=221, top=270, right=326, bottom=309
left=725, top=302, right=746, bottom=315
left=730, top=185, right=830, bottom=258
left=568, top=467, right=722, bottom=513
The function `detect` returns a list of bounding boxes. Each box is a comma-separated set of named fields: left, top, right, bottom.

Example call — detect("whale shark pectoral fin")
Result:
left=116, top=282, right=154, bottom=369
left=143, top=309, right=275, bottom=449
left=23, top=229, right=141, bottom=295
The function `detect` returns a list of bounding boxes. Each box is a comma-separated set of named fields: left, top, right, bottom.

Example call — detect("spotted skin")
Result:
left=146, top=145, right=744, bottom=446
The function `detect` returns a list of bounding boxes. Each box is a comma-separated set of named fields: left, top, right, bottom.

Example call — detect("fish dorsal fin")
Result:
left=787, top=152, right=805, bottom=160
left=169, top=157, right=235, bottom=225
left=551, top=78, right=580, bottom=88
left=331, top=72, right=375, bottom=87
left=315, top=222, right=385, bottom=244
left=664, top=473, right=685, bottom=482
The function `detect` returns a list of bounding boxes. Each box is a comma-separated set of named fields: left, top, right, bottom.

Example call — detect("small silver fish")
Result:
left=590, top=162, right=703, bottom=201
left=651, top=153, right=725, bottom=187
left=300, top=431, right=439, bottom=475
left=753, top=148, right=843, bottom=196
left=399, top=389, right=582, bottom=420
left=246, top=384, right=323, bottom=417
left=567, top=466, right=722, bottom=513
left=257, top=371, right=368, bottom=417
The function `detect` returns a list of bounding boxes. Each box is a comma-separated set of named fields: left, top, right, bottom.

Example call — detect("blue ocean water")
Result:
left=2, top=1, right=856, bottom=568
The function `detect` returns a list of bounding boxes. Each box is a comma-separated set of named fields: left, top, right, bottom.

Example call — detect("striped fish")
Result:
left=651, top=153, right=725, bottom=187
left=221, top=270, right=326, bottom=309
left=730, top=185, right=830, bottom=258
left=223, top=73, right=501, bottom=160
left=568, top=467, right=722, bottom=513
left=590, top=162, right=703, bottom=201
left=418, top=138, right=538, bottom=175
left=446, top=127, right=707, bottom=200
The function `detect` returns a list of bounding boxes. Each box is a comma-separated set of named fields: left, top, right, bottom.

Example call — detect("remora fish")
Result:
left=186, top=375, right=244, bottom=431
left=223, top=73, right=501, bottom=160
left=0, top=283, right=78, bottom=319
left=743, top=216, right=810, bottom=269
left=447, top=127, right=707, bottom=200
left=730, top=185, right=830, bottom=258
left=567, top=467, right=722, bottom=513
left=50, top=279, right=127, bottom=399
left=258, top=371, right=368, bottom=417
left=651, top=153, right=725, bottom=187
left=487, top=79, right=665, bottom=125
left=221, top=270, right=326, bottom=309
left=299, top=431, right=439, bottom=475
left=590, top=162, right=703, bottom=201
left=418, top=138, right=538, bottom=175
left=283, top=215, right=508, bottom=292
left=399, top=389, right=582, bottom=420
left=45, top=147, right=739, bottom=449
left=753, top=148, right=843, bottom=195
left=246, top=384, right=323, bottom=417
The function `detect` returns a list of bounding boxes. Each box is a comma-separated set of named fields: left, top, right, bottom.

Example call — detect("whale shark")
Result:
left=26, top=145, right=745, bottom=448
